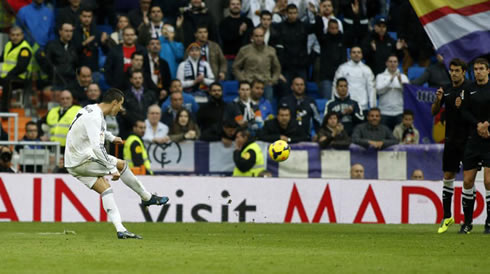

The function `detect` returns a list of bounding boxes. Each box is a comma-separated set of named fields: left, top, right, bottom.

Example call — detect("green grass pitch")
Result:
left=1, top=222, right=489, bottom=274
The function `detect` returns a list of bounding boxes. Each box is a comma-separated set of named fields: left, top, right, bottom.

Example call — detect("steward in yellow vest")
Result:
left=123, top=120, right=153, bottom=175
left=46, top=90, right=81, bottom=151
left=233, top=128, right=265, bottom=177
left=0, top=26, right=33, bottom=111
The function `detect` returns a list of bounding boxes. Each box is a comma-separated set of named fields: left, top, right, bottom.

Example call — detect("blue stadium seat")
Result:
left=222, top=80, right=238, bottom=102
left=96, top=24, right=113, bottom=35
left=306, top=82, right=320, bottom=99
left=388, top=32, right=397, bottom=41
left=315, top=99, right=328, bottom=117
left=407, top=66, right=426, bottom=81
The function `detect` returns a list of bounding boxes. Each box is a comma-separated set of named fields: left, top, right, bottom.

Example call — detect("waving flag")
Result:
left=409, top=0, right=490, bottom=66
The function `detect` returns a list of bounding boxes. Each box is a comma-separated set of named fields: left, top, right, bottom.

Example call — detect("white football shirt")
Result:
left=64, top=104, right=117, bottom=173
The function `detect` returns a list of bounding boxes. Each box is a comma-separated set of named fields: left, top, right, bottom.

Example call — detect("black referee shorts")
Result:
left=443, top=142, right=465, bottom=172
left=463, top=142, right=490, bottom=171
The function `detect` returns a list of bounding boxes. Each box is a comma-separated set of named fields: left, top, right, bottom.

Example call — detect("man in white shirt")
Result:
left=64, top=88, right=169, bottom=239
left=143, top=104, right=169, bottom=145
left=332, top=46, right=376, bottom=116
left=176, top=42, right=215, bottom=95
left=375, top=54, right=409, bottom=130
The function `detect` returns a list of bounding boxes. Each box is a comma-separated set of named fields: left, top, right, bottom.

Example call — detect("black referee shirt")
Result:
left=440, top=80, right=471, bottom=144
left=462, top=81, right=490, bottom=143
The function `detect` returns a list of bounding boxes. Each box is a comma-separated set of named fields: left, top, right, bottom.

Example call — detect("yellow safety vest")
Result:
left=123, top=134, right=153, bottom=175
left=0, top=40, right=33, bottom=79
left=46, top=105, right=82, bottom=146
left=233, top=142, right=265, bottom=177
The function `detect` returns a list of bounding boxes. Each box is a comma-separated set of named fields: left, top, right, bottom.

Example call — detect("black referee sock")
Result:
left=485, top=191, right=490, bottom=226
left=442, top=179, right=454, bottom=219
left=462, top=187, right=474, bottom=225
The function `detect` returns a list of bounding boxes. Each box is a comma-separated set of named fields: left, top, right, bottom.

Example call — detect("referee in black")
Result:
left=432, top=58, right=471, bottom=234
left=460, top=57, right=490, bottom=234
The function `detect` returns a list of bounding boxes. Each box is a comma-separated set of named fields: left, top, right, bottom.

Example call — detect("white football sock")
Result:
left=101, top=188, right=126, bottom=232
left=120, top=163, right=152, bottom=201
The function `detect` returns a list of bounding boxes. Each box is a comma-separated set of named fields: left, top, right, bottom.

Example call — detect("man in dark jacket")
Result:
left=118, top=69, right=157, bottom=139
left=315, top=18, right=347, bottom=99
left=324, top=77, right=364, bottom=136
left=196, top=82, right=226, bottom=133
left=175, top=0, right=217, bottom=48
left=361, top=16, right=403, bottom=75
left=352, top=107, right=397, bottom=150
left=279, top=77, right=322, bottom=138
left=144, top=38, right=171, bottom=100
left=200, top=119, right=238, bottom=148
left=104, top=26, right=146, bottom=90
left=259, top=104, right=309, bottom=143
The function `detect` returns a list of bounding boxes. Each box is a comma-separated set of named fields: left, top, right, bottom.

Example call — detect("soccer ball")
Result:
left=268, top=140, right=290, bottom=162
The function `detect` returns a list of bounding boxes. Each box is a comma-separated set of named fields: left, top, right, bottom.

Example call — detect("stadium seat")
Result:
left=222, top=80, right=238, bottom=102
left=315, top=99, right=328, bottom=117
left=388, top=32, right=397, bottom=41
left=306, top=82, right=320, bottom=99
left=96, top=24, right=113, bottom=35
left=407, top=66, right=426, bottom=81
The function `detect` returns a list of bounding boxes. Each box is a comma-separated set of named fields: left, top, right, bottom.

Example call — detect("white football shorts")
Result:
left=67, top=156, right=118, bottom=189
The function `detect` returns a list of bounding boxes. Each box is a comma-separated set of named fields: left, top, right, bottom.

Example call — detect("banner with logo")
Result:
left=403, top=84, right=438, bottom=144
left=0, top=174, right=487, bottom=224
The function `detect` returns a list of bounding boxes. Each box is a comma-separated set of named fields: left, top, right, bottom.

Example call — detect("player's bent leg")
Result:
left=117, top=159, right=169, bottom=207
left=92, top=177, right=127, bottom=233
left=460, top=169, right=477, bottom=234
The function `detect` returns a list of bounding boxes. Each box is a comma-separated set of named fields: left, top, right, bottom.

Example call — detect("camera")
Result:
left=0, top=151, right=12, bottom=162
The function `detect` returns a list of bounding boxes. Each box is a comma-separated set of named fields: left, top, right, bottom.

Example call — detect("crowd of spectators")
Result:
left=0, top=0, right=467, bottom=175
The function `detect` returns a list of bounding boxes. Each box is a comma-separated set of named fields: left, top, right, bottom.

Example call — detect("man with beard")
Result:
left=196, top=82, right=226, bottom=132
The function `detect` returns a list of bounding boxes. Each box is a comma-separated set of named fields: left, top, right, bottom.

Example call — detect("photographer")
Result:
left=0, top=146, right=15, bottom=173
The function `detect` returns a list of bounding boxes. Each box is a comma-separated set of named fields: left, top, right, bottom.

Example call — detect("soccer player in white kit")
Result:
left=65, top=88, right=169, bottom=239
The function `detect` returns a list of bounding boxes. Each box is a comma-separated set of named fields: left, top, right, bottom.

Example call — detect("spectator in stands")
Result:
left=224, top=81, right=264, bottom=135
left=43, top=90, right=82, bottom=153
left=219, top=0, right=254, bottom=79
left=121, top=51, right=145, bottom=91
left=68, top=66, right=92, bottom=104
left=352, top=107, right=397, bottom=150
left=350, top=163, right=364, bottom=179
left=57, top=0, right=83, bottom=29
left=315, top=0, right=343, bottom=33
left=341, top=0, right=369, bottom=47
left=194, top=26, right=227, bottom=81
left=150, top=0, right=186, bottom=26
left=44, top=23, right=78, bottom=90
left=251, top=80, right=274, bottom=121
left=161, top=90, right=184, bottom=127
left=362, top=16, right=403, bottom=75
left=0, top=146, right=15, bottom=173
left=144, top=38, right=171, bottom=102
left=168, top=109, right=200, bottom=143
left=196, top=82, right=226, bottom=133
left=142, top=104, right=170, bottom=145
left=128, top=0, right=151, bottom=31
left=233, top=27, right=281, bottom=103
left=376, top=54, right=409, bottom=130
left=258, top=103, right=309, bottom=144
left=258, top=11, right=280, bottom=47
left=119, top=69, right=157, bottom=139
left=16, top=0, right=55, bottom=48
left=160, top=79, right=199, bottom=116
left=123, top=119, right=153, bottom=175
left=332, top=46, right=375, bottom=116
left=315, top=18, right=347, bottom=99
left=176, top=42, right=215, bottom=95
left=279, top=77, right=322, bottom=138
left=393, top=109, right=420, bottom=145
left=137, top=5, right=164, bottom=47
left=233, top=128, right=265, bottom=177
left=104, top=26, right=146, bottom=90
left=15, top=121, right=43, bottom=173
left=159, top=24, right=184, bottom=79
left=0, top=26, right=32, bottom=112
left=80, top=83, right=101, bottom=107
left=315, top=112, right=351, bottom=149
left=275, top=4, right=314, bottom=85
left=324, top=78, right=364, bottom=136
left=241, top=0, right=275, bottom=26
left=411, top=54, right=451, bottom=88
left=109, top=15, right=132, bottom=47
left=175, top=0, right=217, bottom=48
left=411, top=169, right=425, bottom=180
left=72, top=7, right=109, bottom=75
left=201, top=119, right=239, bottom=148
